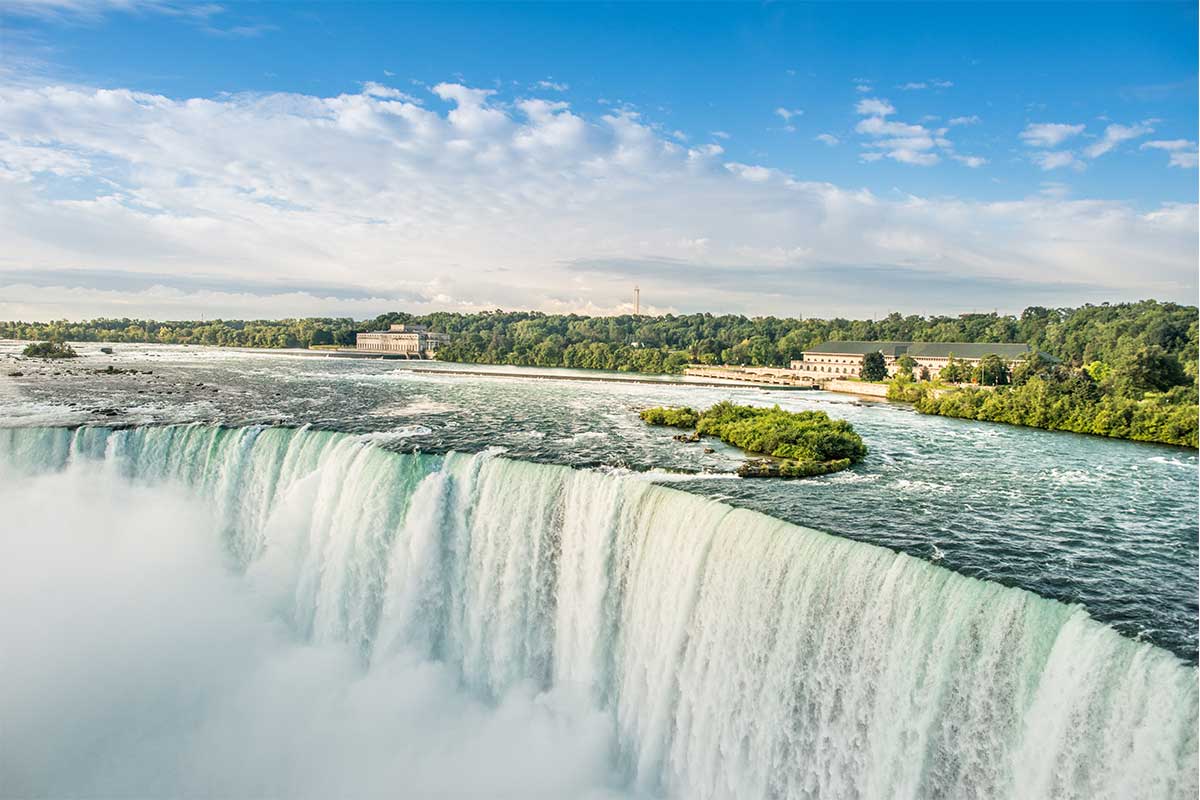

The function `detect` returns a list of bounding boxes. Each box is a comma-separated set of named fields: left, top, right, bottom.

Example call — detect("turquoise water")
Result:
left=1, top=423, right=1195, bottom=799
left=2, top=340, right=1197, bottom=662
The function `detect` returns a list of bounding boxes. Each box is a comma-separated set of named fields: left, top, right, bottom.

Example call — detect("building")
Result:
left=355, top=324, right=450, bottom=358
left=790, top=341, right=1034, bottom=380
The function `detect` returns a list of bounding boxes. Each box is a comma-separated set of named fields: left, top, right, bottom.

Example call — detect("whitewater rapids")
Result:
left=1, top=424, right=1196, bottom=799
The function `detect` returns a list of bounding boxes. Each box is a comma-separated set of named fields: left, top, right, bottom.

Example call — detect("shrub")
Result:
left=22, top=341, right=78, bottom=359
left=639, top=406, right=700, bottom=428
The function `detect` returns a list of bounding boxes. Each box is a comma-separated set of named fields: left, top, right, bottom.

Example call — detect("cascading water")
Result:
left=2, top=423, right=1196, bottom=799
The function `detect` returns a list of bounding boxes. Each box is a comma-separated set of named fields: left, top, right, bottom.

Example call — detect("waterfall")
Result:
left=2, top=424, right=1196, bottom=799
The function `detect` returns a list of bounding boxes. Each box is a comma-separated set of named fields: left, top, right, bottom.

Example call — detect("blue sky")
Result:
left=0, top=1, right=1196, bottom=319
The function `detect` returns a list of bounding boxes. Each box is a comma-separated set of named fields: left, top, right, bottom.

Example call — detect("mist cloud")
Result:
left=0, top=464, right=631, bottom=799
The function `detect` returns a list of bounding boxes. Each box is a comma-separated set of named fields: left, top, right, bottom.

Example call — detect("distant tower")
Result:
left=634, top=285, right=640, bottom=316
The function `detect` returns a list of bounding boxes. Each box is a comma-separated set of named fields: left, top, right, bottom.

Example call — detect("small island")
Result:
left=22, top=341, right=78, bottom=359
left=640, top=401, right=867, bottom=478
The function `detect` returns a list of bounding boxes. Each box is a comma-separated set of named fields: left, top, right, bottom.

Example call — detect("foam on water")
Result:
left=1, top=423, right=1196, bottom=799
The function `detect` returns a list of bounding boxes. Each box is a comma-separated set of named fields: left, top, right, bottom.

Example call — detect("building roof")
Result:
left=804, top=341, right=1033, bottom=360
left=805, top=340, right=911, bottom=357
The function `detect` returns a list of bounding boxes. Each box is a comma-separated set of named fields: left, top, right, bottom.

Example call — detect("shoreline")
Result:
left=404, top=366, right=816, bottom=390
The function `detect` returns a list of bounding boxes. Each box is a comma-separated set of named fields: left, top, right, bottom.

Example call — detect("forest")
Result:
left=3, top=301, right=1195, bottom=446
left=3, top=300, right=1194, bottom=376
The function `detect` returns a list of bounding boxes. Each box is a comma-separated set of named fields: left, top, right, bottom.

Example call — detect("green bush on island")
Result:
left=22, top=341, right=77, bottom=359
left=640, top=401, right=867, bottom=477
left=638, top=406, right=700, bottom=428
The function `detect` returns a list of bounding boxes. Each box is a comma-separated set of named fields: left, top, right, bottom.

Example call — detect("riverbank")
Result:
left=407, top=366, right=800, bottom=389
left=3, top=339, right=1195, bottom=660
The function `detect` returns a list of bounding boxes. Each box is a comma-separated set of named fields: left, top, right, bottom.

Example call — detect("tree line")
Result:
left=5, top=300, right=1193, bottom=446
left=885, top=345, right=1198, bottom=447
left=3, top=300, right=1194, bottom=377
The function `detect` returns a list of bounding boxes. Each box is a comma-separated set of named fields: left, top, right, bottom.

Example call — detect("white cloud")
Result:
left=856, top=117, right=927, bottom=137
left=774, top=107, right=803, bottom=122
left=1083, top=121, right=1154, bottom=158
left=0, top=0, right=220, bottom=21
left=535, top=80, right=569, bottom=92
left=855, top=84, right=872, bottom=94
left=889, top=149, right=939, bottom=166
left=0, top=79, right=1194, bottom=318
left=1141, top=140, right=1199, bottom=168
left=900, top=79, right=952, bottom=91
left=1020, top=123, right=1085, bottom=148
left=1039, top=182, right=1071, bottom=199
left=855, top=97, right=895, bottom=117
left=1033, top=151, right=1082, bottom=171
left=815, top=133, right=839, bottom=146
left=948, top=115, right=980, bottom=126
left=854, top=104, right=944, bottom=166
left=710, top=130, right=730, bottom=140
left=952, top=155, right=988, bottom=168
left=361, top=82, right=418, bottom=102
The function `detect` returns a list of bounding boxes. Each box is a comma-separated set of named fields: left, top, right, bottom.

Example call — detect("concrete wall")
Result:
left=824, top=379, right=889, bottom=398
left=684, top=366, right=817, bottom=387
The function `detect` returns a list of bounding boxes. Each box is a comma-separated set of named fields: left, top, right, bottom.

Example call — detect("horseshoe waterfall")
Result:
left=1, top=423, right=1196, bottom=800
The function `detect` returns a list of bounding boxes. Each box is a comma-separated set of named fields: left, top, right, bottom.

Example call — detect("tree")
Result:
left=861, top=351, right=887, bottom=381
left=976, top=354, right=1010, bottom=386
left=895, top=354, right=917, bottom=377
left=919, top=366, right=931, bottom=381
left=940, top=355, right=966, bottom=383
left=1109, top=344, right=1187, bottom=397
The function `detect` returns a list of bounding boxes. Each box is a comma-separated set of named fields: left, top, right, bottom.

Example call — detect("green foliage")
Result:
left=895, top=353, right=917, bottom=377
left=940, top=355, right=968, bottom=383
left=974, top=354, right=1010, bottom=386
left=886, top=372, right=928, bottom=402
left=22, top=341, right=77, bottom=359
left=916, top=341, right=1199, bottom=446
left=778, top=457, right=851, bottom=478
left=914, top=378, right=1198, bottom=447
left=639, top=406, right=701, bottom=428
left=860, top=351, right=888, bottom=381
left=652, top=400, right=868, bottom=465
left=1, top=300, right=1195, bottom=381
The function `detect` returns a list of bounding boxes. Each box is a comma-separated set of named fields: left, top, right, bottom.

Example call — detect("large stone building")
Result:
left=790, top=341, right=1033, bottom=380
left=355, top=324, right=450, bottom=358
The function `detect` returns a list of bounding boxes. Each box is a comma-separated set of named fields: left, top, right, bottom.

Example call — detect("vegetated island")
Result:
left=21, top=341, right=78, bottom=359
left=641, top=401, right=867, bottom=478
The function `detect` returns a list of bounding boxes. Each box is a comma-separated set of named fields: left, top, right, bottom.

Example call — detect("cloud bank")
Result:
left=0, top=80, right=1195, bottom=319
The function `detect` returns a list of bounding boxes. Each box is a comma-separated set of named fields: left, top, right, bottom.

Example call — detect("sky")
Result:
left=0, top=0, right=1196, bottom=321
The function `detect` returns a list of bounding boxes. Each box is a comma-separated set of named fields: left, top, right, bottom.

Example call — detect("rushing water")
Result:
left=1, top=423, right=1196, bottom=799
left=3, top=342, right=1197, bottom=660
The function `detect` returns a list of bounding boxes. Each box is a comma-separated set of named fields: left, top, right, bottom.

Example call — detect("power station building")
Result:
left=790, top=341, right=1034, bottom=380
left=355, top=324, right=450, bottom=358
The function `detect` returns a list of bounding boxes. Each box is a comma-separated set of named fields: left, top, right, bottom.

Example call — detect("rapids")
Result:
left=1, top=423, right=1195, bottom=799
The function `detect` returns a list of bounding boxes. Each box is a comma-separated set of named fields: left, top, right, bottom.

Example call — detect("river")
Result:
left=0, top=341, right=1196, bottom=798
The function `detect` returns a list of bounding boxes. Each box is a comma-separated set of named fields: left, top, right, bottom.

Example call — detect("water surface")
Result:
left=3, top=341, right=1196, bottom=660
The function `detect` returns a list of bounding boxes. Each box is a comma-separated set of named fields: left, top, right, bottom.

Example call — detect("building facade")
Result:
left=355, top=324, right=451, bottom=358
left=790, top=341, right=1033, bottom=380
